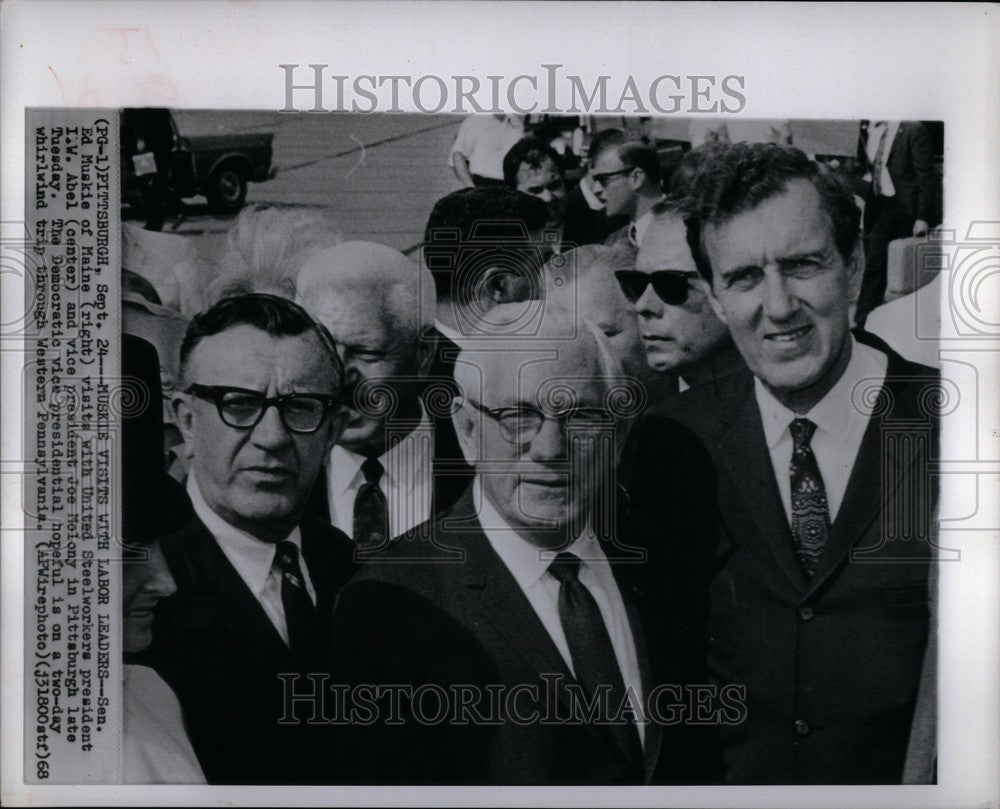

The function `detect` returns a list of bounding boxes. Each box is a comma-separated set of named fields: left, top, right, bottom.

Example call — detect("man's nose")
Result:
left=634, top=282, right=664, bottom=316
left=146, top=543, right=177, bottom=599
left=527, top=417, right=568, bottom=462
left=761, top=272, right=799, bottom=321
left=251, top=403, right=293, bottom=448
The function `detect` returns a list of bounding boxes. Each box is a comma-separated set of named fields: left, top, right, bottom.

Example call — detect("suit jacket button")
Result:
left=794, top=719, right=811, bottom=736
left=799, top=606, right=815, bottom=621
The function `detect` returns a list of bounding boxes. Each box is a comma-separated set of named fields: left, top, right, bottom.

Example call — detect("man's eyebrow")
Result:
left=719, top=262, right=762, bottom=280
left=777, top=250, right=828, bottom=266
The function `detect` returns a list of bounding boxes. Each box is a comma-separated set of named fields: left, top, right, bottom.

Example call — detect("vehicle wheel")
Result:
left=206, top=164, right=248, bottom=213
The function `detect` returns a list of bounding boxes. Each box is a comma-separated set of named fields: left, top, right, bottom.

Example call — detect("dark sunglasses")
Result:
left=614, top=270, right=700, bottom=306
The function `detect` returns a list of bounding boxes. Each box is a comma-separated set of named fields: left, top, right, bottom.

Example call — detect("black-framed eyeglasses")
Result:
left=185, top=384, right=339, bottom=434
left=614, top=270, right=701, bottom=306
left=591, top=166, right=635, bottom=187
left=465, top=399, right=615, bottom=444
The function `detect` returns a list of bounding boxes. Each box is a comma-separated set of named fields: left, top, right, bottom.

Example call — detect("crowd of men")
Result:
left=121, top=121, right=940, bottom=786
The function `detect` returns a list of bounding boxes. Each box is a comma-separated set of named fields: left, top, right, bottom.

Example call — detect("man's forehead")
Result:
left=470, top=344, right=605, bottom=401
left=703, top=180, right=833, bottom=266
left=517, top=159, right=559, bottom=181
left=189, top=324, right=334, bottom=377
left=636, top=216, right=697, bottom=272
left=592, top=148, right=626, bottom=170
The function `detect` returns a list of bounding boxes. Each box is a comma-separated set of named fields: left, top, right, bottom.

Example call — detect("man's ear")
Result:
left=628, top=167, right=646, bottom=191
left=171, top=392, right=197, bottom=460
left=846, top=238, right=865, bottom=305
left=705, top=276, right=728, bottom=324
left=324, top=408, right=346, bottom=452
left=451, top=398, right=479, bottom=464
left=482, top=268, right=509, bottom=304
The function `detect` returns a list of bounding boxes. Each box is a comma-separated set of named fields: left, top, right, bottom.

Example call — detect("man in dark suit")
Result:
left=673, top=143, right=938, bottom=784
left=855, top=120, right=939, bottom=325
left=145, top=294, right=356, bottom=784
left=296, top=241, right=473, bottom=543
left=330, top=325, right=721, bottom=785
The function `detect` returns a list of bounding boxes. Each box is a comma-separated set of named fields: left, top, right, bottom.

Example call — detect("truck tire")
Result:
left=205, top=163, right=248, bottom=213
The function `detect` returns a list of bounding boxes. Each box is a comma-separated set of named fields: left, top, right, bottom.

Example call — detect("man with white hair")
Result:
left=330, top=312, right=719, bottom=784
left=297, top=241, right=473, bottom=546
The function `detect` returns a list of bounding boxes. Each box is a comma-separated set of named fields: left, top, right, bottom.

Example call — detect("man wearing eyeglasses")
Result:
left=615, top=199, right=744, bottom=394
left=144, top=293, right=356, bottom=784
left=588, top=131, right=665, bottom=249
left=330, top=317, right=721, bottom=785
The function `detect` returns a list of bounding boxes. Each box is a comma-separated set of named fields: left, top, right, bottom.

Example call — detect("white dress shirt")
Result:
left=187, top=474, right=316, bottom=645
left=754, top=337, right=889, bottom=524
left=864, top=121, right=900, bottom=197
left=474, top=484, right=646, bottom=743
left=630, top=195, right=667, bottom=247
left=327, top=408, right=434, bottom=541
left=123, top=664, right=206, bottom=784
left=448, top=115, right=524, bottom=180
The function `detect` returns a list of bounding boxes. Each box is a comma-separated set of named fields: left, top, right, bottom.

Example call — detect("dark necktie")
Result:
left=789, top=418, right=831, bottom=576
left=871, top=124, right=888, bottom=196
left=273, top=540, right=317, bottom=655
left=353, top=457, right=389, bottom=548
left=548, top=552, right=643, bottom=772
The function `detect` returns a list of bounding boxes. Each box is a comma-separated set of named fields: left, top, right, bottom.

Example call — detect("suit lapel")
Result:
left=176, top=517, right=290, bottom=655
left=806, top=353, right=932, bottom=593
left=606, top=557, right=662, bottom=782
left=719, top=395, right=809, bottom=593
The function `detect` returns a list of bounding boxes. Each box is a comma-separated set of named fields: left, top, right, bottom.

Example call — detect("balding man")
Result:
left=296, top=242, right=473, bottom=545
left=330, top=319, right=720, bottom=785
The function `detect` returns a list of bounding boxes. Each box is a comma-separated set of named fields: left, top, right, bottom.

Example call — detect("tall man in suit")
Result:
left=679, top=143, right=938, bottom=783
left=146, top=294, right=356, bottom=784
left=855, top=120, right=938, bottom=325
left=296, top=241, right=473, bottom=543
left=330, top=320, right=720, bottom=785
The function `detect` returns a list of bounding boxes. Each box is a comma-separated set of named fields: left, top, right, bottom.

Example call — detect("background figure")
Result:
left=145, top=294, right=356, bottom=784
left=618, top=199, right=743, bottom=393
left=449, top=113, right=525, bottom=187
left=296, top=241, right=473, bottom=542
left=562, top=128, right=631, bottom=248
left=855, top=120, right=939, bottom=325
left=502, top=136, right=568, bottom=237
left=121, top=334, right=203, bottom=784
left=589, top=133, right=665, bottom=248
left=543, top=244, right=674, bottom=408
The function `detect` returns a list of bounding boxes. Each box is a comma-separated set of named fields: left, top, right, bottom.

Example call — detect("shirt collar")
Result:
left=433, top=318, right=464, bottom=346
left=474, top=482, right=599, bottom=590
left=328, top=403, right=432, bottom=493
left=186, top=472, right=302, bottom=595
left=754, top=336, right=887, bottom=448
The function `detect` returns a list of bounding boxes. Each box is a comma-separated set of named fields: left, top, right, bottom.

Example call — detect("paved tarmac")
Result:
left=128, top=111, right=465, bottom=258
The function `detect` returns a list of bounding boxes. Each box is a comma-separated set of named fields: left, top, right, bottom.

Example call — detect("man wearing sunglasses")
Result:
left=331, top=317, right=720, bottom=785
left=144, top=293, right=356, bottom=784
left=588, top=131, right=665, bottom=249
left=615, top=200, right=744, bottom=393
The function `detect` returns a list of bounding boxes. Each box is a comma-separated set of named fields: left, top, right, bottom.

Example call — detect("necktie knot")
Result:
left=790, top=417, right=817, bottom=449
left=274, top=540, right=305, bottom=589
left=548, top=551, right=582, bottom=584
left=361, top=457, right=384, bottom=486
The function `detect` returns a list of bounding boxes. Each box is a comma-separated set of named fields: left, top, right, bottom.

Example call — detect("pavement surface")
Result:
left=124, top=111, right=466, bottom=259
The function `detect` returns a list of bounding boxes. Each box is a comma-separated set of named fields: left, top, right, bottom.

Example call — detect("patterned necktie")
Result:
left=548, top=552, right=643, bottom=773
left=273, top=540, right=317, bottom=654
left=871, top=124, right=888, bottom=196
left=789, top=418, right=831, bottom=576
left=353, top=457, right=389, bottom=548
